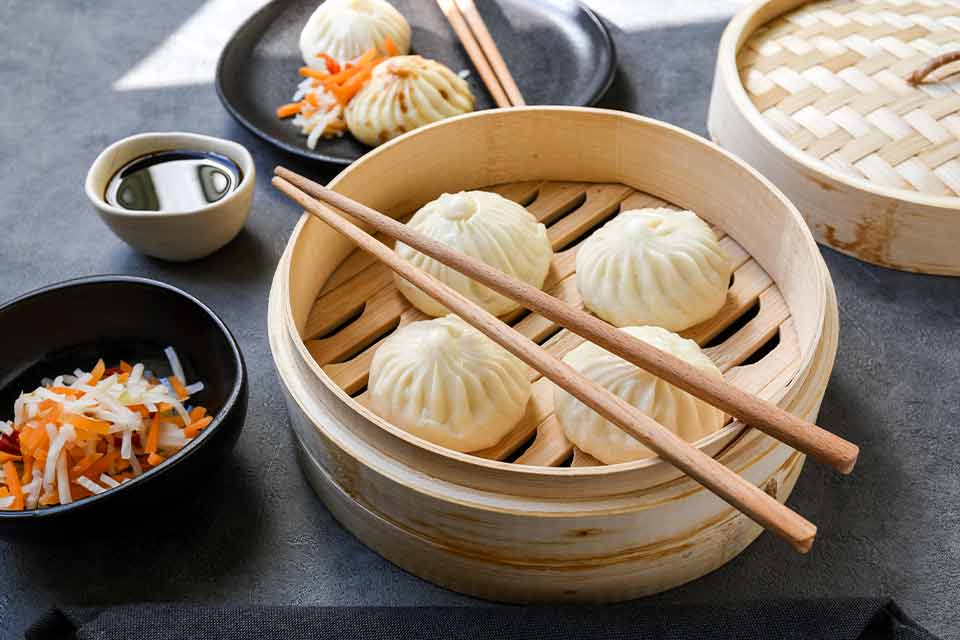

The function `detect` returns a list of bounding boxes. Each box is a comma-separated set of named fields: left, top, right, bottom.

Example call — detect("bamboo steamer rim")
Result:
left=718, top=0, right=960, bottom=212
left=278, top=106, right=828, bottom=480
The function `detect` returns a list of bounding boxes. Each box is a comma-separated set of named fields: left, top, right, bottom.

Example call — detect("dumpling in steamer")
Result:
left=394, top=190, right=553, bottom=317
left=368, top=315, right=532, bottom=452
left=554, top=325, right=726, bottom=465
left=300, top=0, right=411, bottom=66
left=576, top=208, right=732, bottom=331
left=345, top=55, right=475, bottom=147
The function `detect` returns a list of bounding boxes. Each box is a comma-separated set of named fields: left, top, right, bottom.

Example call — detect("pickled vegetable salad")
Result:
left=0, top=348, right=211, bottom=510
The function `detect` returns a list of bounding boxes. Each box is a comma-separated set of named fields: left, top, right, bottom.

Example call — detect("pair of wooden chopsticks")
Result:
left=272, top=167, right=861, bottom=553
left=437, top=0, right=525, bottom=108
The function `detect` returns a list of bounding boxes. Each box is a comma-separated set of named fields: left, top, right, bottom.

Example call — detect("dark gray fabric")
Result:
left=24, top=600, right=939, bottom=640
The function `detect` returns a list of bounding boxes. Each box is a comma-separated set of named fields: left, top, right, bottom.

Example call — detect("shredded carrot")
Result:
left=189, top=406, right=207, bottom=422
left=276, top=102, right=304, bottom=119
left=4, top=462, right=24, bottom=510
left=48, top=386, right=84, bottom=398
left=168, top=375, right=189, bottom=400
left=20, top=457, right=33, bottom=485
left=383, top=36, right=398, bottom=57
left=119, top=361, right=133, bottom=373
left=89, top=358, right=106, bottom=385
left=334, top=60, right=380, bottom=105
left=183, top=416, right=213, bottom=439
left=0, top=452, right=22, bottom=463
left=128, top=404, right=150, bottom=417
left=84, top=450, right=120, bottom=480
left=146, top=412, right=160, bottom=455
left=147, top=453, right=166, bottom=467
left=19, top=426, right=49, bottom=456
left=70, top=452, right=103, bottom=480
left=315, top=52, right=341, bottom=74
left=38, top=493, right=59, bottom=507
left=298, top=66, right=329, bottom=81
left=38, top=399, right=63, bottom=422
left=63, top=413, right=110, bottom=435
left=354, top=47, right=377, bottom=66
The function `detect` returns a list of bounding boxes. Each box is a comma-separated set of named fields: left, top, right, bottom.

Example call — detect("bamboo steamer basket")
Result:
left=268, top=107, right=839, bottom=602
left=709, top=0, right=960, bottom=275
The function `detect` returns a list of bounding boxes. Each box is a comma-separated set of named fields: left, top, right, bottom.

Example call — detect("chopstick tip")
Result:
left=837, top=445, right=859, bottom=475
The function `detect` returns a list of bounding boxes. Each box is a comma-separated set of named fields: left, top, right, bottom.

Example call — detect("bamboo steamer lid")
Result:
left=709, top=0, right=960, bottom=275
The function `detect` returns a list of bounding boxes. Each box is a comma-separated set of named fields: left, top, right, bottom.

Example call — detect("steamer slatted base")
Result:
left=304, top=180, right=801, bottom=469
left=269, top=108, right=839, bottom=602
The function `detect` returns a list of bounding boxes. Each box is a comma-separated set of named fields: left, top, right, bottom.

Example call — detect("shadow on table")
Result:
left=12, top=450, right=266, bottom=604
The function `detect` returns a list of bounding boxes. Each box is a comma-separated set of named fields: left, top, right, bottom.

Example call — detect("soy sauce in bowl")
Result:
left=104, top=150, right=243, bottom=212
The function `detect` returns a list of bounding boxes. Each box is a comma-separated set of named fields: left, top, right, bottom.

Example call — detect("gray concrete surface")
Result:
left=1, top=2, right=957, bottom=638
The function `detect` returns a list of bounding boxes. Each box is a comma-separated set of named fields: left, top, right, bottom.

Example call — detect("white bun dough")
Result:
left=554, top=325, right=726, bottom=464
left=368, top=315, right=531, bottom=452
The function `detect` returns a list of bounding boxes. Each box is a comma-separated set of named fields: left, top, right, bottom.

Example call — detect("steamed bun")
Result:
left=368, top=315, right=531, bottom=452
left=394, top=190, right=553, bottom=317
left=576, top=208, right=732, bottom=331
left=345, top=55, right=474, bottom=147
left=300, top=0, right=411, bottom=66
left=554, top=326, right=726, bottom=465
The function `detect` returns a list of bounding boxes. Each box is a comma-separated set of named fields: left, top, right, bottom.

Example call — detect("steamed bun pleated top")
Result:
left=554, top=325, right=727, bottom=465
left=577, top=208, right=732, bottom=331
left=394, top=190, right=553, bottom=317
left=300, top=0, right=411, bottom=66
left=345, top=55, right=475, bottom=147
left=367, top=315, right=532, bottom=452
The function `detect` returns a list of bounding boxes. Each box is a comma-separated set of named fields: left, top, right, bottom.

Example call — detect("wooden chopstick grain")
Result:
left=272, top=170, right=819, bottom=553
left=454, top=0, right=525, bottom=106
left=437, top=0, right=512, bottom=108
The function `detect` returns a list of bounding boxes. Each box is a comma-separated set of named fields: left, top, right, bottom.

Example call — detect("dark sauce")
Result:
left=105, top=150, right=243, bottom=212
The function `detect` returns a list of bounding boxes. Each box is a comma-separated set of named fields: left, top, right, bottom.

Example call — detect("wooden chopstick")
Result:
left=272, top=172, right=818, bottom=553
left=275, top=167, right=860, bottom=475
left=454, top=0, right=525, bottom=106
left=437, top=0, right=513, bottom=108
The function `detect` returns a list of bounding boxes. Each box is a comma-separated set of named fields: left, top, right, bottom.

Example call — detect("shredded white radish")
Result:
left=76, top=476, right=106, bottom=495
left=56, top=452, right=71, bottom=505
left=0, top=496, right=14, bottom=509
left=164, top=346, right=186, bottom=384
left=287, top=78, right=345, bottom=149
left=129, top=453, right=143, bottom=477
left=43, top=423, right=75, bottom=493
left=24, top=470, right=42, bottom=509
left=99, top=474, right=120, bottom=488
left=121, top=428, right=133, bottom=460
left=0, top=421, right=12, bottom=436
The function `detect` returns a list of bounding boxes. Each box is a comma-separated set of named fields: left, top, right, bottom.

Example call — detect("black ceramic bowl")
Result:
left=0, top=276, right=246, bottom=533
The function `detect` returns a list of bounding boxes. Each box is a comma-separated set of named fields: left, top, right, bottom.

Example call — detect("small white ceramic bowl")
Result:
left=85, top=132, right=255, bottom=261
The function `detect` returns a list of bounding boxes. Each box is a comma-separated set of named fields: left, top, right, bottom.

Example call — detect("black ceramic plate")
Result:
left=216, top=0, right=616, bottom=164
left=0, top=276, right=247, bottom=534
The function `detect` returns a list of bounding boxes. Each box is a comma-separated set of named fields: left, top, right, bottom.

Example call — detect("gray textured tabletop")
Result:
left=1, top=1, right=958, bottom=638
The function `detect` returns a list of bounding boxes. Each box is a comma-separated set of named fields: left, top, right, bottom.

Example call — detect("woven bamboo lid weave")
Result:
left=709, top=0, right=960, bottom=275
left=739, top=0, right=960, bottom=197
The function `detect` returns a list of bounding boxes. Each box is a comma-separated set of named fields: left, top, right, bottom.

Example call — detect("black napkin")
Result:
left=26, top=599, right=938, bottom=640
